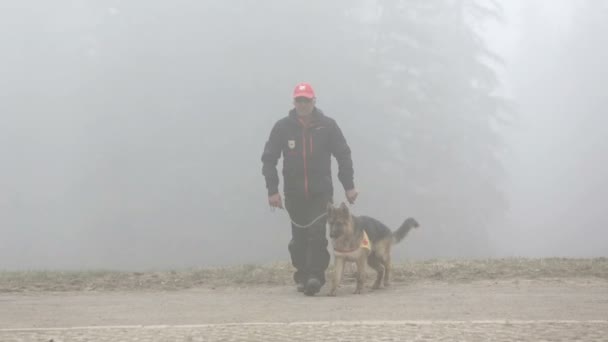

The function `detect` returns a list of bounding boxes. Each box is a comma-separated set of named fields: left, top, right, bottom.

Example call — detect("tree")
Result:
left=351, top=0, right=511, bottom=257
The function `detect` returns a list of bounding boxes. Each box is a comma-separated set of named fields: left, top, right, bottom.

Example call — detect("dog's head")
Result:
left=327, top=202, right=352, bottom=239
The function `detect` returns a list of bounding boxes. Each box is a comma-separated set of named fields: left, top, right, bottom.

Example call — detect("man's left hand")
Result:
left=346, top=188, right=359, bottom=204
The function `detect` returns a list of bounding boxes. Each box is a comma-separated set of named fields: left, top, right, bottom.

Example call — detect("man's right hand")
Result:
left=268, top=193, right=283, bottom=209
left=346, top=188, right=359, bottom=204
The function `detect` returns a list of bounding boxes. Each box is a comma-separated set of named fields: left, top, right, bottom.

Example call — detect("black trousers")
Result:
left=285, top=193, right=332, bottom=286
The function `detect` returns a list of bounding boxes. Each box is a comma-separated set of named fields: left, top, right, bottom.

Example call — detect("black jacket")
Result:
left=261, top=108, right=354, bottom=198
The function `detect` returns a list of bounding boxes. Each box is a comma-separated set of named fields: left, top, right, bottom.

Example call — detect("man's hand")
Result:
left=345, top=188, right=359, bottom=204
left=268, top=193, right=284, bottom=209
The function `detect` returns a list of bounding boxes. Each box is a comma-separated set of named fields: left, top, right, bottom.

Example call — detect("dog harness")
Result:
left=333, top=231, right=371, bottom=254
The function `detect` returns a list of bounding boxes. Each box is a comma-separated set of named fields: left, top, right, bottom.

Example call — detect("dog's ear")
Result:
left=339, top=202, right=349, bottom=215
left=326, top=202, right=334, bottom=216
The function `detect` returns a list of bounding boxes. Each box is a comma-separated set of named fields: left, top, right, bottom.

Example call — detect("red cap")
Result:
left=293, top=82, right=315, bottom=98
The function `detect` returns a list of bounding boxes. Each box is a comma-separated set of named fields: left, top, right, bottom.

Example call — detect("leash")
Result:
left=269, top=195, right=356, bottom=229
left=288, top=212, right=328, bottom=229
left=270, top=206, right=328, bottom=228
left=270, top=202, right=354, bottom=229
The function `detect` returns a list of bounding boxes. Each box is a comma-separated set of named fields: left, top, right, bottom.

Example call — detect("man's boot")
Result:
left=304, top=278, right=321, bottom=296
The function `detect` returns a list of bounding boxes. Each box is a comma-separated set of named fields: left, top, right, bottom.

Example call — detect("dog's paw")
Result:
left=327, top=290, right=337, bottom=297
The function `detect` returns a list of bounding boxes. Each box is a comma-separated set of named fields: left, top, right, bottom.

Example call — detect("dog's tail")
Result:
left=392, top=218, right=420, bottom=244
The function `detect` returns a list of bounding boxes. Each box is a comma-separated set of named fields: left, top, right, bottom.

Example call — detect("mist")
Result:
left=1, top=0, right=606, bottom=271
left=485, top=0, right=608, bottom=257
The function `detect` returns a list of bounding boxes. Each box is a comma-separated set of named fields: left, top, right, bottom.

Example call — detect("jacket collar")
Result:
left=288, top=107, right=324, bottom=126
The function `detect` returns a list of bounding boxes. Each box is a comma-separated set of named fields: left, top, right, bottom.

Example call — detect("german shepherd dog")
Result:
left=326, top=202, right=419, bottom=296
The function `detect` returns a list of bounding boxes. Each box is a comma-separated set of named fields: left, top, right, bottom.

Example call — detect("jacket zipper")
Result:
left=302, top=129, right=309, bottom=198
left=310, top=133, right=313, bottom=155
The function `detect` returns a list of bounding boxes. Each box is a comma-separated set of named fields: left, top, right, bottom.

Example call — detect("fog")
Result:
left=1, top=0, right=606, bottom=270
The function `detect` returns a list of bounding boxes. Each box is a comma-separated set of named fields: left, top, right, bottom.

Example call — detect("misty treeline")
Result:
left=501, top=1, right=608, bottom=255
left=0, top=1, right=605, bottom=270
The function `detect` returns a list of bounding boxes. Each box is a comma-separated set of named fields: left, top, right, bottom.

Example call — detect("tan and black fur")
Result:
left=326, top=202, right=419, bottom=296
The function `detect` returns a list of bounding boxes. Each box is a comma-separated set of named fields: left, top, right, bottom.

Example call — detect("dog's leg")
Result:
left=328, top=257, right=345, bottom=296
left=383, top=251, right=392, bottom=287
left=354, top=255, right=367, bottom=294
left=368, top=254, right=385, bottom=289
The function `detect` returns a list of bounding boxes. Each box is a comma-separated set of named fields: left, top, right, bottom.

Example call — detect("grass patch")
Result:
left=1, top=257, right=606, bottom=293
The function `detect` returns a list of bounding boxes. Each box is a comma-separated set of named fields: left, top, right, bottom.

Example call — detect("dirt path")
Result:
left=1, top=278, right=607, bottom=341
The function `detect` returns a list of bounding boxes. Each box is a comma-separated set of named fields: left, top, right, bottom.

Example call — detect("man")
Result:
left=261, top=82, right=358, bottom=296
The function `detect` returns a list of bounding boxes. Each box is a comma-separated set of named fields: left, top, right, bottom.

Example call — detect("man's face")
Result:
left=294, top=96, right=315, bottom=116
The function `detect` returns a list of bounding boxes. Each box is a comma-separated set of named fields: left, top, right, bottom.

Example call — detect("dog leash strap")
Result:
left=288, top=212, right=328, bottom=229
